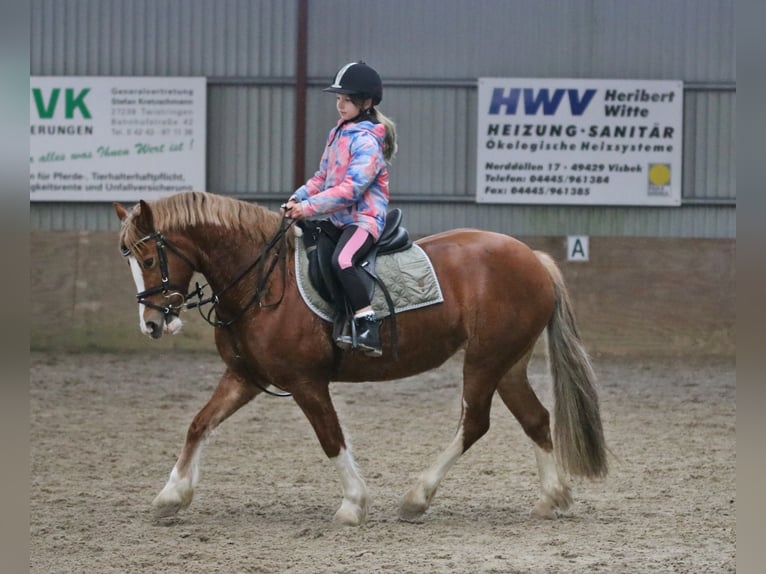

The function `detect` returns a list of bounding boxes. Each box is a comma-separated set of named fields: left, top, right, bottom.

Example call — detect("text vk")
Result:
left=32, top=88, right=92, bottom=120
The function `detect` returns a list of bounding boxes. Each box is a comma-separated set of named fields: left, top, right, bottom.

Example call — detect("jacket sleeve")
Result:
left=301, top=132, right=383, bottom=217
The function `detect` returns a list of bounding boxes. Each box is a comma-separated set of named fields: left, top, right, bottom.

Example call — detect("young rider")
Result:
left=282, top=61, right=398, bottom=357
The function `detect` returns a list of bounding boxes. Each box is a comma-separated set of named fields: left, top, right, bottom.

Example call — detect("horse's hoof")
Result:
left=399, top=481, right=436, bottom=522
left=556, top=486, right=573, bottom=511
left=399, top=490, right=429, bottom=521
left=333, top=500, right=367, bottom=526
left=398, top=506, right=426, bottom=522
left=152, top=490, right=192, bottom=519
left=532, top=487, right=572, bottom=518
left=531, top=500, right=557, bottom=519
left=153, top=500, right=183, bottom=519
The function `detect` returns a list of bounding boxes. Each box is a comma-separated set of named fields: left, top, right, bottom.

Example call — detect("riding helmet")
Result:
left=323, top=61, right=383, bottom=105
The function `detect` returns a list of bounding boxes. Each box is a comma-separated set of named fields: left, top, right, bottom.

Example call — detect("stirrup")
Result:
left=361, top=345, right=382, bottom=358
left=335, top=337, right=352, bottom=350
left=333, top=313, right=353, bottom=350
left=335, top=334, right=353, bottom=350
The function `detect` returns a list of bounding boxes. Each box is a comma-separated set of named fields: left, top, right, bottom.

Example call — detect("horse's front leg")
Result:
left=290, top=381, right=368, bottom=526
left=153, top=368, right=259, bottom=518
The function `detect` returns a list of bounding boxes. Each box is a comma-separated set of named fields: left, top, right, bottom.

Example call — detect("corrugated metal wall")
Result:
left=31, top=0, right=296, bottom=76
left=30, top=0, right=735, bottom=237
left=306, top=0, right=733, bottom=79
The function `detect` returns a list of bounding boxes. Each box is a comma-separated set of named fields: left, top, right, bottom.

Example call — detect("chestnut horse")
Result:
left=114, top=191, right=607, bottom=526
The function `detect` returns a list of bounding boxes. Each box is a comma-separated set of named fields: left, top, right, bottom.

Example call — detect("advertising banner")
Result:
left=30, top=76, right=206, bottom=201
left=476, top=78, right=683, bottom=205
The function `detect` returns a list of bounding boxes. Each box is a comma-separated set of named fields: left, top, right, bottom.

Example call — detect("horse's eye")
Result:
left=120, top=245, right=130, bottom=257
left=143, top=258, right=155, bottom=269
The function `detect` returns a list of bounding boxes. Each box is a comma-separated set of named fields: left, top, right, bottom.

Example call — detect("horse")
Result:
left=114, top=191, right=607, bottom=526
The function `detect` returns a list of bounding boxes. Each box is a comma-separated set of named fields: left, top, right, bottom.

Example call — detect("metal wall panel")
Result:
left=683, top=90, right=736, bottom=201
left=393, top=203, right=736, bottom=239
left=30, top=0, right=735, bottom=238
left=29, top=199, right=734, bottom=238
left=31, top=0, right=295, bottom=76
left=593, top=0, right=735, bottom=81
left=300, top=0, right=735, bottom=238
left=207, top=84, right=295, bottom=196
left=308, top=0, right=594, bottom=79
left=307, top=0, right=734, bottom=80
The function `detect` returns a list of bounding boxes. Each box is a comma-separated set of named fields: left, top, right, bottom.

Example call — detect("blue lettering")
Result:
left=488, top=88, right=521, bottom=115
left=567, top=89, right=596, bottom=115
left=488, top=87, right=598, bottom=116
left=523, top=89, right=565, bottom=115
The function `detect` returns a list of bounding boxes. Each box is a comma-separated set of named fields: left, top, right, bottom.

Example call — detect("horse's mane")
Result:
left=120, top=191, right=282, bottom=254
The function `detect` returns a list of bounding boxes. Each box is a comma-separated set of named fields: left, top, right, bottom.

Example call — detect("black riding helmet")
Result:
left=323, top=61, right=383, bottom=105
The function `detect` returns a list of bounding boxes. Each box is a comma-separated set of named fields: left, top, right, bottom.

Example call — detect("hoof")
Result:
left=531, top=484, right=572, bottom=519
left=152, top=489, right=192, bottom=519
left=399, top=503, right=427, bottom=522
left=333, top=500, right=367, bottom=526
left=399, top=488, right=430, bottom=521
left=531, top=499, right=558, bottom=519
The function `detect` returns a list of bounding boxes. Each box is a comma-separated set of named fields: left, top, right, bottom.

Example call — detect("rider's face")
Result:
left=336, top=95, right=371, bottom=121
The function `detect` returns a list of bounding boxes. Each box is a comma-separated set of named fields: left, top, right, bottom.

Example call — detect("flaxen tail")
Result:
left=535, top=251, right=608, bottom=479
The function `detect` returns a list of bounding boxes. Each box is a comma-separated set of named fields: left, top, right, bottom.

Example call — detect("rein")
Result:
left=126, top=215, right=295, bottom=398
left=185, top=216, right=295, bottom=328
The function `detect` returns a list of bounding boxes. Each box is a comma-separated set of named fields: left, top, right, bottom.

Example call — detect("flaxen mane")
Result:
left=119, top=192, right=283, bottom=257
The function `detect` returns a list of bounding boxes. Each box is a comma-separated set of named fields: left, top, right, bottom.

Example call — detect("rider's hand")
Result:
left=281, top=199, right=304, bottom=219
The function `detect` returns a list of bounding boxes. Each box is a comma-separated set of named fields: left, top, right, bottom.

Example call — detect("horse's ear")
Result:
left=113, top=202, right=129, bottom=221
left=134, top=199, right=155, bottom=232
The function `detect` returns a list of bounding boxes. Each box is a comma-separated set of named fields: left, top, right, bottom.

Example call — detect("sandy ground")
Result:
left=30, top=351, right=735, bottom=573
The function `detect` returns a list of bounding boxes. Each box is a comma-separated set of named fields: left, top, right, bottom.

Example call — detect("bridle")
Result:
left=123, top=216, right=294, bottom=325
left=123, top=230, right=196, bottom=319
left=122, top=216, right=296, bottom=397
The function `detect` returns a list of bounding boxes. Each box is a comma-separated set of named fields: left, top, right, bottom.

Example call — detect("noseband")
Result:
left=124, top=231, right=196, bottom=318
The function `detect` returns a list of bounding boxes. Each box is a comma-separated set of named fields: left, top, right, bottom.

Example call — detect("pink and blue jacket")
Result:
left=291, top=118, right=389, bottom=240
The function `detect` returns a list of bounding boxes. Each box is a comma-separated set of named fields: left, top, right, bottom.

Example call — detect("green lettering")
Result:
left=65, top=88, right=91, bottom=119
left=32, top=88, right=60, bottom=119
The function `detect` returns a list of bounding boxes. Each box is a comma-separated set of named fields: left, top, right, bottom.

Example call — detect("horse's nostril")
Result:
left=146, top=321, right=162, bottom=338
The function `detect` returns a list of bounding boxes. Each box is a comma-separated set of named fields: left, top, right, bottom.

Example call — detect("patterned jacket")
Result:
left=291, top=118, right=389, bottom=240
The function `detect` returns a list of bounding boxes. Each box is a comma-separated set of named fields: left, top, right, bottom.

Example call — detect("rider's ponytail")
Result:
left=373, top=108, right=398, bottom=162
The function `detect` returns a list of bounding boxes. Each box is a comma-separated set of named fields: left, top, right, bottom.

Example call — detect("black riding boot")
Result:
left=353, top=313, right=382, bottom=357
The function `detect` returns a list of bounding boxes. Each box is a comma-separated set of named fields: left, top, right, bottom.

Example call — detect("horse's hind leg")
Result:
left=495, top=349, right=572, bottom=518
left=290, top=381, right=368, bottom=526
left=153, top=368, right=258, bottom=519
left=400, top=359, right=499, bottom=521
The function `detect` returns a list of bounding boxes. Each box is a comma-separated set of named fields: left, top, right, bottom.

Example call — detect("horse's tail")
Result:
left=535, top=251, right=608, bottom=480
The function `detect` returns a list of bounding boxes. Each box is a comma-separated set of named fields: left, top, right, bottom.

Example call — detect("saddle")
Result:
left=296, top=209, right=412, bottom=349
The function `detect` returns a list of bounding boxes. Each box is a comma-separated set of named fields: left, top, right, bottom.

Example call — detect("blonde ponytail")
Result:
left=374, top=108, right=398, bottom=161
left=350, top=94, right=398, bottom=162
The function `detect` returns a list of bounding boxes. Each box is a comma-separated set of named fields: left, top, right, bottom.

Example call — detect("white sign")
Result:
left=567, top=236, right=589, bottom=261
left=30, top=76, right=206, bottom=201
left=476, top=78, right=683, bottom=206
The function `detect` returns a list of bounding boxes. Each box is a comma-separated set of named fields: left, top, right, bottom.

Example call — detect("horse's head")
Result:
left=115, top=200, right=196, bottom=339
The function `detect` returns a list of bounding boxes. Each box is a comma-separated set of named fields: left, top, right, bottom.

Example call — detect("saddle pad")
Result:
left=295, top=239, right=444, bottom=322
